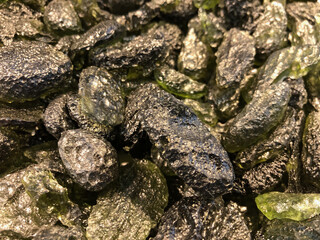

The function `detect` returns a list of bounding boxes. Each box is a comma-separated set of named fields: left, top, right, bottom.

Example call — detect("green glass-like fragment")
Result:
left=256, top=192, right=320, bottom=221
left=253, top=0, right=287, bottom=58
left=222, top=81, right=291, bottom=153
left=86, top=160, right=168, bottom=240
left=251, top=45, right=320, bottom=100
left=193, top=0, right=219, bottom=10
left=183, top=99, right=218, bottom=127
left=22, top=168, right=81, bottom=227
left=155, top=66, right=207, bottom=99
left=178, top=27, right=213, bottom=82
left=287, top=2, right=320, bottom=46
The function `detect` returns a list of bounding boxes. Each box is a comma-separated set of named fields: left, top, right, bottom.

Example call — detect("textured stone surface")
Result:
left=154, top=197, right=251, bottom=240
left=123, top=83, right=234, bottom=197
left=155, top=66, right=207, bottom=99
left=222, top=81, right=291, bottom=153
left=78, top=67, right=125, bottom=126
left=256, top=192, right=320, bottom=221
left=0, top=41, right=73, bottom=102
left=44, top=94, right=75, bottom=139
left=86, top=160, right=168, bottom=240
left=58, top=129, right=118, bottom=191
left=44, top=0, right=82, bottom=34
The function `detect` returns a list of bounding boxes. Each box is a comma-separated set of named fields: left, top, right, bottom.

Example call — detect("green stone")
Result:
left=155, top=66, right=207, bottom=99
left=256, top=192, right=320, bottom=221
left=193, top=0, right=219, bottom=10
left=86, top=160, right=168, bottom=240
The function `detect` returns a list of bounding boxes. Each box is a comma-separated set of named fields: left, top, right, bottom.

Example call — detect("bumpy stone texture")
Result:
left=58, top=129, right=118, bottom=191
left=211, top=28, right=255, bottom=119
left=86, top=160, right=168, bottom=240
left=302, top=111, right=320, bottom=189
left=67, top=93, right=112, bottom=136
left=21, top=0, right=47, bottom=10
left=33, top=225, right=85, bottom=240
left=235, top=107, right=304, bottom=170
left=0, top=165, right=82, bottom=238
left=159, top=0, right=197, bottom=24
left=178, top=27, right=213, bottom=82
left=256, top=192, right=320, bottom=221
left=0, top=41, right=73, bottom=103
left=183, top=99, right=218, bottom=127
left=78, top=67, right=125, bottom=127
left=123, top=83, right=234, bottom=197
left=261, top=215, right=320, bottom=239
left=253, top=0, right=287, bottom=58
left=154, top=197, right=251, bottom=240
left=193, top=0, right=219, bottom=10
left=44, top=94, right=75, bottom=139
left=0, top=1, right=43, bottom=45
left=154, top=66, right=207, bottom=99
left=44, top=0, right=82, bottom=34
left=216, top=28, right=255, bottom=89
left=197, top=9, right=226, bottom=48
left=223, top=0, right=262, bottom=32
left=250, top=45, right=320, bottom=100
left=287, top=2, right=320, bottom=46
left=71, top=20, right=125, bottom=52
left=222, top=81, right=291, bottom=153
left=90, top=29, right=167, bottom=78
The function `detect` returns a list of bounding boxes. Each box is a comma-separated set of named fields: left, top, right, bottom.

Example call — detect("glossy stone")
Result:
left=0, top=41, right=73, bottom=102
left=58, top=129, right=118, bottom=191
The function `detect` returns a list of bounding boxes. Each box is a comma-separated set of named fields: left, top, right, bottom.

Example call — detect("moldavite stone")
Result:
left=123, top=83, right=234, bottom=197
left=261, top=215, right=320, bottom=239
left=253, top=0, right=287, bottom=58
left=58, top=129, right=118, bottom=191
left=44, top=0, right=82, bottom=34
left=78, top=67, right=125, bottom=127
left=67, top=93, right=112, bottom=136
left=241, top=157, right=288, bottom=194
left=215, top=28, right=255, bottom=89
left=86, top=160, right=168, bottom=240
left=210, top=28, right=254, bottom=120
left=178, top=27, right=213, bottom=82
left=251, top=45, right=320, bottom=100
left=256, top=192, right=320, bottom=221
left=222, top=81, right=291, bottom=153
left=235, top=107, right=305, bottom=170
left=0, top=1, right=43, bottom=46
left=44, top=94, right=75, bottom=139
left=223, top=0, right=262, bottom=31
left=154, top=197, right=251, bottom=240
left=90, top=29, right=167, bottom=78
left=21, top=167, right=82, bottom=226
left=0, top=41, right=73, bottom=103
left=183, top=98, right=218, bottom=127
left=71, top=20, right=125, bottom=52
left=286, top=2, right=320, bottom=46
left=33, top=225, right=85, bottom=240
left=0, top=166, right=82, bottom=238
left=193, top=0, right=219, bottom=10
left=198, top=9, right=226, bottom=48
left=302, top=111, right=320, bottom=189
left=154, top=66, right=207, bottom=99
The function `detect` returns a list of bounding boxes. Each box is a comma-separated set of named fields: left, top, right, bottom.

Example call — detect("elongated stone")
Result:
left=0, top=41, right=73, bottom=102
left=256, top=192, right=320, bottom=221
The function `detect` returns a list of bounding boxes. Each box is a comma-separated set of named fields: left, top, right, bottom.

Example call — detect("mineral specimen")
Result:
left=123, top=83, right=234, bottom=197
left=0, top=41, right=73, bottom=102
left=58, top=129, right=118, bottom=191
